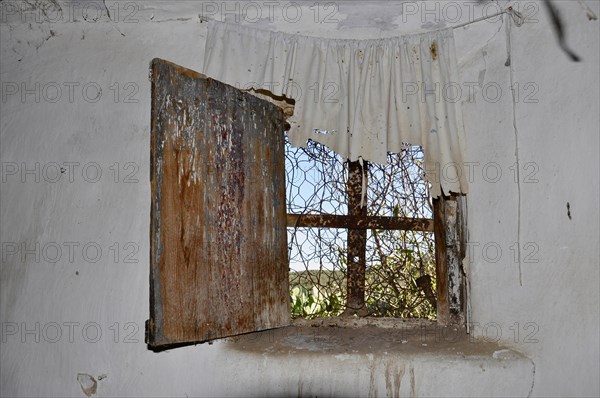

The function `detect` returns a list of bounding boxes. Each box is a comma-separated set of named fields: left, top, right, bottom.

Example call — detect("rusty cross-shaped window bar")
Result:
left=286, top=160, right=435, bottom=316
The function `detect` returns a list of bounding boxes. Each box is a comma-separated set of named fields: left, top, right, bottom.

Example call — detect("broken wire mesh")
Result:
left=285, top=135, right=436, bottom=319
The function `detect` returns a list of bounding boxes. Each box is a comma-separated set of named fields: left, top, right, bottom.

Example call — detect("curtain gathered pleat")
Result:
left=203, top=21, right=468, bottom=197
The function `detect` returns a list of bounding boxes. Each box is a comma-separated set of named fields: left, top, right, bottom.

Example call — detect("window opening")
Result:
left=285, top=136, right=436, bottom=320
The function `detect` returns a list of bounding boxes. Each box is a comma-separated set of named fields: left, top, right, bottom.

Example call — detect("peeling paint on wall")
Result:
left=76, top=373, right=96, bottom=397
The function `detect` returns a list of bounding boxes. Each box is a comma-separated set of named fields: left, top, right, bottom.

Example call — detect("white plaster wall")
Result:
left=0, top=1, right=598, bottom=397
left=457, top=1, right=600, bottom=396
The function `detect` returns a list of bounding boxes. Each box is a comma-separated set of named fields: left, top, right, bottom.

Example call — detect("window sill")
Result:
left=224, top=318, right=535, bottom=397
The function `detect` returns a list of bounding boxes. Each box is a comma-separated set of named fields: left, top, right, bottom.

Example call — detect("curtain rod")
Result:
left=451, top=7, right=523, bottom=30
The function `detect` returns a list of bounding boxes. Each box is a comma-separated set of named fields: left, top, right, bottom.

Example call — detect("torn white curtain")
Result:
left=203, top=21, right=468, bottom=197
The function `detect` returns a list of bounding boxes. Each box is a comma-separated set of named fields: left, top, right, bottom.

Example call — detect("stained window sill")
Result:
left=222, top=317, right=535, bottom=397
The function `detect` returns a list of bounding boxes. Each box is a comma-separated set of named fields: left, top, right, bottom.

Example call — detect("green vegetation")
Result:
left=289, top=242, right=437, bottom=320
left=289, top=270, right=346, bottom=318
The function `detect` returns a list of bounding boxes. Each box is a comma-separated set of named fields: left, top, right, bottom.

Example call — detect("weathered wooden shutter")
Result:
left=147, top=59, right=289, bottom=348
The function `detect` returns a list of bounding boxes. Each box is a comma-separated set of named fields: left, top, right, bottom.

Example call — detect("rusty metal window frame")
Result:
left=285, top=137, right=467, bottom=325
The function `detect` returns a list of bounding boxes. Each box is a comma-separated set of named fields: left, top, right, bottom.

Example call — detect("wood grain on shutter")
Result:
left=433, top=194, right=466, bottom=325
left=148, top=59, right=289, bottom=348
